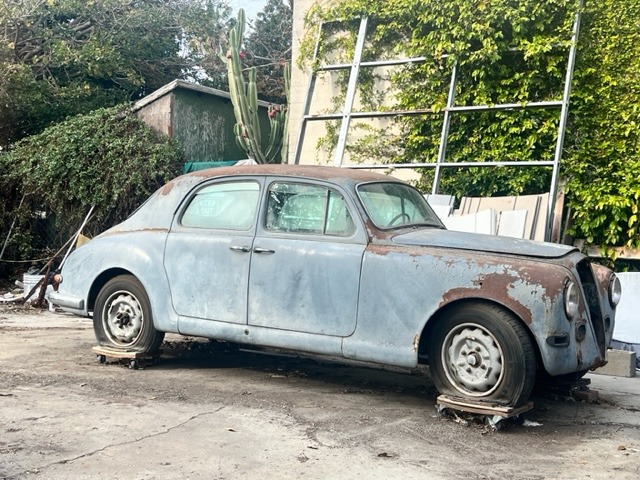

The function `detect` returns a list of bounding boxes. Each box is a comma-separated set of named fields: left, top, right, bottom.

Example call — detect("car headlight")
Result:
left=609, top=274, right=622, bottom=307
left=564, top=281, right=579, bottom=320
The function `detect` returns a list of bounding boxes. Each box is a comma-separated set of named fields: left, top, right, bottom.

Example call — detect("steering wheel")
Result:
left=387, top=212, right=410, bottom=227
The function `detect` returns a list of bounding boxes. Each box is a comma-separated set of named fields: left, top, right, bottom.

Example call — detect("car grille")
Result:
left=576, top=259, right=606, bottom=357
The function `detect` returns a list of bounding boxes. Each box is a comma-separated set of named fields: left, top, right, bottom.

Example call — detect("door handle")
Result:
left=253, top=247, right=275, bottom=254
left=229, top=245, right=251, bottom=253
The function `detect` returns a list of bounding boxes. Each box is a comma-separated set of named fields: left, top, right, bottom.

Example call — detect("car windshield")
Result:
left=357, top=182, right=444, bottom=230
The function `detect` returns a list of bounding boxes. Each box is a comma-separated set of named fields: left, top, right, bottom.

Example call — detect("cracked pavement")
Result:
left=1, top=308, right=639, bottom=479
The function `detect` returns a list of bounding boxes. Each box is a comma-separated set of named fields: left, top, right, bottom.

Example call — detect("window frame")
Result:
left=356, top=181, right=444, bottom=231
left=178, top=179, right=262, bottom=232
left=264, top=181, right=357, bottom=237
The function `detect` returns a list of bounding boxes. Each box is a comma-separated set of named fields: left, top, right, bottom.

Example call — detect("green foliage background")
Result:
left=303, top=0, right=640, bottom=249
left=0, top=105, right=183, bottom=272
left=0, top=0, right=293, bottom=276
left=0, top=0, right=232, bottom=147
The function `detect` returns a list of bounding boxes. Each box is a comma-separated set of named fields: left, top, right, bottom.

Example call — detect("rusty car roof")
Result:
left=104, top=163, right=579, bottom=262
left=167, top=164, right=401, bottom=191
left=112, top=165, right=403, bottom=234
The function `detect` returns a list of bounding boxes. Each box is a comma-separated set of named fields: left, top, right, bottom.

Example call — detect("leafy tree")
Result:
left=181, top=0, right=234, bottom=89
left=245, top=0, right=292, bottom=102
left=0, top=105, right=184, bottom=271
left=0, top=0, right=232, bottom=146
left=302, top=0, right=640, bottom=250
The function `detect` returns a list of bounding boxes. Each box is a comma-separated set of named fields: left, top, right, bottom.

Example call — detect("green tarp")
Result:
left=182, top=161, right=240, bottom=174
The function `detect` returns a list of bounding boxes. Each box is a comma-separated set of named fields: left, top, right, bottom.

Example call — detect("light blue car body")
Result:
left=51, top=165, right=616, bottom=377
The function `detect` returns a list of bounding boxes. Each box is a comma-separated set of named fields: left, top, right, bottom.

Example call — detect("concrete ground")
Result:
left=587, top=373, right=640, bottom=412
left=1, top=307, right=639, bottom=480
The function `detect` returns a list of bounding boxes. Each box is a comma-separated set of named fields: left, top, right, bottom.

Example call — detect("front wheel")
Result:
left=428, top=303, right=536, bottom=406
left=93, top=275, right=164, bottom=353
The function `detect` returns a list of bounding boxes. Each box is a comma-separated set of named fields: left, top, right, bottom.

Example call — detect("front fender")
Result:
left=348, top=245, right=606, bottom=376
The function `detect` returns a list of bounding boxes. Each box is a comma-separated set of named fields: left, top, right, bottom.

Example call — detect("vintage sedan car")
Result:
left=51, top=165, right=620, bottom=407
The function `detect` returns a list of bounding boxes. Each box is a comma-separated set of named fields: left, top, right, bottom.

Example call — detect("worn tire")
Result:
left=93, top=275, right=164, bottom=353
left=428, top=303, right=536, bottom=406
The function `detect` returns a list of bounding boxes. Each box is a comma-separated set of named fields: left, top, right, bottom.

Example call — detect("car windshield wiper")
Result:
left=411, top=222, right=446, bottom=229
left=386, top=222, right=444, bottom=230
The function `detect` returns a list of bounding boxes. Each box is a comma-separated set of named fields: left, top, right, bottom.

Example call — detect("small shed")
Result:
left=133, top=79, right=271, bottom=162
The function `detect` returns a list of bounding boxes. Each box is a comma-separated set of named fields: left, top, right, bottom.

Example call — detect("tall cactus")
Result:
left=280, top=62, right=290, bottom=164
left=225, top=9, right=289, bottom=164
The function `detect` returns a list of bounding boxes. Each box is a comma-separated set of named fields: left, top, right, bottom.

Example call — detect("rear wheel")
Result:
left=428, top=303, right=536, bottom=406
left=93, top=275, right=164, bottom=353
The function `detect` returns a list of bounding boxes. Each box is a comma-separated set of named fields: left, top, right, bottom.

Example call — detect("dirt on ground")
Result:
left=0, top=304, right=639, bottom=480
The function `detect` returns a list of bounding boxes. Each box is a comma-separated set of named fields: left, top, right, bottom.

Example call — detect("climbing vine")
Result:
left=301, top=0, right=640, bottom=250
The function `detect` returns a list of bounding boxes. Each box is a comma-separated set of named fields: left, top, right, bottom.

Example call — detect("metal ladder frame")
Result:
left=293, top=1, right=583, bottom=242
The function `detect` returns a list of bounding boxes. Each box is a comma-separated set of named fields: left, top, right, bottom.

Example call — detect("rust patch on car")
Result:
left=576, top=348, right=583, bottom=369
left=590, top=355, right=606, bottom=369
left=161, top=181, right=175, bottom=195
left=365, top=243, right=436, bottom=258
left=443, top=288, right=533, bottom=326
left=591, top=263, right=611, bottom=281
left=441, top=273, right=535, bottom=325
left=365, top=244, right=397, bottom=256
left=183, top=164, right=396, bottom=183
left=359, top=219, right=386, bottom=240
left=413, top=334, right=420, bottom=352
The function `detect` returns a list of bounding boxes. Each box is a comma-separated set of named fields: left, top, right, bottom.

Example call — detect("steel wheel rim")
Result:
left=102, top=289, right=144, bottom=346
left=441, top=322, right=504, bottom=397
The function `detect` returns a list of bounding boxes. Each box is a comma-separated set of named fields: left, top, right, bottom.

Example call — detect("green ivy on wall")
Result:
left=567, top=1, right=640, bottom=250
left=302, top=0, right=640, bottom=250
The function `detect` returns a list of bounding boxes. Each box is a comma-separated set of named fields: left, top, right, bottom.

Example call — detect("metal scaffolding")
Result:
left=294, top=1, right=584, bottom=242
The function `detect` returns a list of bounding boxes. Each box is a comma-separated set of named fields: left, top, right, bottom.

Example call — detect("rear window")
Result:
left=181, top=181, right=260, bottom=230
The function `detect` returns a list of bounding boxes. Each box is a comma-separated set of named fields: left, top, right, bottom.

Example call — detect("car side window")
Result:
left=181, top=181, right=260, bottom=230
left=266, top=182, right=356, bottom=236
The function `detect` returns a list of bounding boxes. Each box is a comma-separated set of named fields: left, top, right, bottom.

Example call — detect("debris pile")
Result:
left=0, top=266, right=57, bottom=311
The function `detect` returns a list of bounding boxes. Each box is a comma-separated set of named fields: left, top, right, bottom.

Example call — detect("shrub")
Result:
left=0, top=105, right=183, bottom=275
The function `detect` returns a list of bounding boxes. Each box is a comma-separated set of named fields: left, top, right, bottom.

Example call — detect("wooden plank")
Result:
left=424, top=193, right=455, bottom=206
left=92, top=346, right=159, bottom=360
left=458, top=197, right=470, bottom=215
left=513, top=195, right=541, bottom=240
left=528, top=192, right=549, bottom=241
left=455, top=194, right=547, bottom=241
left=430, top=204, right=453, bottom=219
left=437, top=395, right=534, bottom=418
left=550, top=179, right=566, bottom=243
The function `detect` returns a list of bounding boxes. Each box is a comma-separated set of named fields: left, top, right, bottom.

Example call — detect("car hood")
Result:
left=391, top=228, right=577, bottom=259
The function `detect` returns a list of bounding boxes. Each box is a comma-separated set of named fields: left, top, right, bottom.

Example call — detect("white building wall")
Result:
left=288, top=0, right=330, bottom=166
left=288, top=1, right=419, bottom=182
